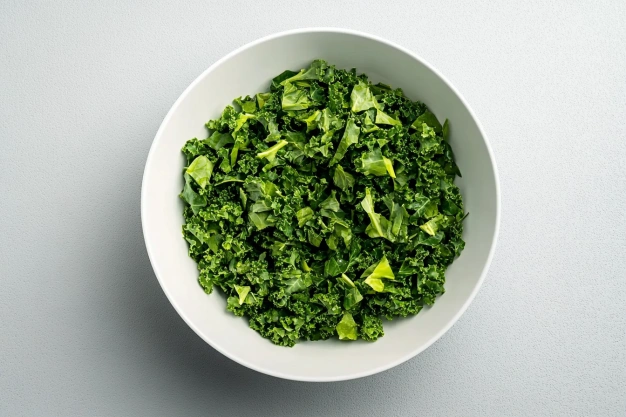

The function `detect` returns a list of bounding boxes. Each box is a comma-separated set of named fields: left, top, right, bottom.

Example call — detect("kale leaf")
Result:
left=180, top=60, right=466, bottom=346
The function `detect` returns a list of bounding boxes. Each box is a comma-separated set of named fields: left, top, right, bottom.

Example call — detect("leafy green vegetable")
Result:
left=360, top=149, right=396, bottom=178
left=333, top=165, right=355, bottom=190
left=284, top=274, right=312, bottom=294
left=375, top=110, right=402, bottom=126
left=207, top=131, right=234, bottom=150
left=257, top=140, right=288, bottom=161
left=180, top=60, right=466, bottom=347
left=420, top=214, right=445, bottom=236
left=411, top=110, right=442, bottom=134
left=186, top=155, right=213, bottom=188
left=296, top=207, right=314, bottom=227
left=280, top=59, right=325, bottom=85
left=360, top=188, right=392, bottom=240
left=343, top=286, right=363, bottom=310
left=336, top=312, right=358, bottom=340
left=180, top=173, right=206, bottom=214
left=350, top=80, right=379, bottom=112
left=282, top=82, right=311, bottom=110
left=361, top=255, right=395, bottom=292
left=234, top=285, right=251, bottom=305
left=339, top=273, right=356, bottom=288
left=330, top=118, right=360, bottom=165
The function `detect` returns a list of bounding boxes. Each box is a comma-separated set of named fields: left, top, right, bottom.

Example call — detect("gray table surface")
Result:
left=2, top=0, right=625, bottom=416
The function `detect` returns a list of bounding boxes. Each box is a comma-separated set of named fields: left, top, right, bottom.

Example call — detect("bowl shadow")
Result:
left=113, top=213, right=452, bottom=415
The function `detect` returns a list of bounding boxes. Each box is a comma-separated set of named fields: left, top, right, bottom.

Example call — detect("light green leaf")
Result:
left=360, top=188, right=392, bottom=240
left=383, top=156, right=396, bottom=178
left=217, top=148, right=231, bottom=173
left=411, top=110, right=442, bottom=134
left=206, top=233, right=223, bottom=254
left=421, top=123, right=437, bottom=140
left=326, top=234, right=339, bottom=250
left=244, top=180, right=280, bottom=201
left=256, top=140, right=288, bottom=162
left=230, top=143, right=240, bottom=167
left=361, top=255, right=395, bottom=292
left=389, top=201, right=408, bottom=238
left=296, top=207, right=314, bottom=227
left=282, top=81, right=311, bottom=111
left=235, top=96, right=257, bottom=114
left=343, top=287, right=363, bottom=310
left=207, top=131, right=234, bottom=150
left=339, top=273, right=355, bottom=288
left=336, top=312, right=358, bottom=340
left=330, top=118, right=360, bottom=165
left=284, top=274, right=312, bottom=294
left=265, top=118, right=281, bottom=142
left=360, top=261, right=377, bottom=279
left=319, top=192, right=341, bottom=212
left=251, top=200, right=272, bottom=213
left=360, top=148, right=395, bottom=178
left=186, top=155, right=213, bottom=188
left=299, top=110, right=321, bottom=132
left=398, top=259, right=420, bottom=277
left=270, top=240, right=288, bottom=255
left=350, top=81, right=379, bottom=112
left=280, top=61, right=323, bottom=85
left=320, top=108, right=342, bottom=132
left=249, top=212, right=275, bottom=230
left=234, top=285, right=251, bottom=305
left=420, top=214, right=444, bottom=236
left=239, top=187, right=247, bottom=209
left=362, top=113, right=379, bottom=133
left=333, top=223, right=352, bottom=247
left=215, top=176, right=244, bottom=186
left=375, top=110, right=402, bottom=126
left=256, top=92, right=271, bottom=109
left=234, top=113, right=256, bottom=132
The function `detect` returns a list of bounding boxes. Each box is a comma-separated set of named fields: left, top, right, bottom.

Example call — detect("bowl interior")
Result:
left=142, top=30, right=498, bottom=381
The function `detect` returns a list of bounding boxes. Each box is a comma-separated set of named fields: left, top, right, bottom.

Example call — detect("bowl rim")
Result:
left=141, top=27, right=501, bottom=382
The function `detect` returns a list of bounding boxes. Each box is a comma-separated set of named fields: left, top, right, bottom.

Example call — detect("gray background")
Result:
left=1, top=0, right=625, bottom=415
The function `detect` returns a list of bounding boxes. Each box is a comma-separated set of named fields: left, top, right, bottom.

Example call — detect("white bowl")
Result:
left=141, top=28, right=500, bottom=382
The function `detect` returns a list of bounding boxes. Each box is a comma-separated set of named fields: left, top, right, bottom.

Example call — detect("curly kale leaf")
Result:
left=180, top=60, right=466, bottom=346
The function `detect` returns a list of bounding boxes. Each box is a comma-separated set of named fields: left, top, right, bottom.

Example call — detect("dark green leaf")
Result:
left=207, top=131, right=234, bottom=150
left=411, top=110, right=442, bottom=134
left=180, top=173, right=206, bottom=214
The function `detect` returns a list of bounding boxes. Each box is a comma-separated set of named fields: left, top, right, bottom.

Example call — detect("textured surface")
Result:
left=1, top=0, right=625, bottom=415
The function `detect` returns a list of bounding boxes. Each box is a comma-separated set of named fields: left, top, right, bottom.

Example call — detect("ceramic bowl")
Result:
left=141, top=28, right=500, bottom=381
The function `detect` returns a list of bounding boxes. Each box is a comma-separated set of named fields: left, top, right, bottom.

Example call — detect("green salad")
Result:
left=180, top=60, right=466, bottom=346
